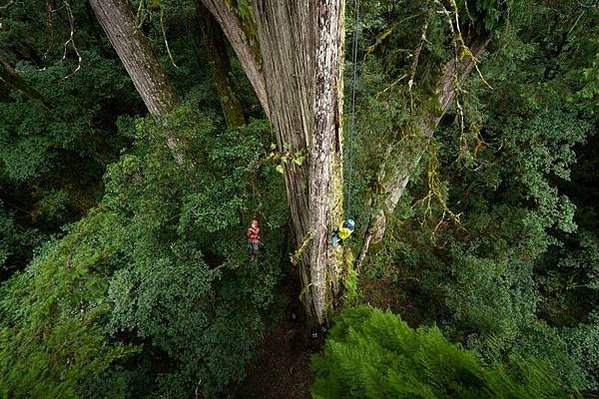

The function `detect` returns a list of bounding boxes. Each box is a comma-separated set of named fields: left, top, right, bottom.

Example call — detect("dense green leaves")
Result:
left=313, top=306, right=570, bottom=399
left=0, top=210, right=137, bottom=398
left=0, top=106, right=286, bottom=398
left=353, top=0, right=598, bottom=393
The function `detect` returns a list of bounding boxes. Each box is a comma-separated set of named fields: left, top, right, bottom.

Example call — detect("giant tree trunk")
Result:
left=355, top=37, right=490, bottom=269
left=89, top=0, right=184, bottom=163
left=253, top=0, right=345, bottom=324
left=196, top=2, right=246, bottom=129
left=201, top=0, right=346, bottom=324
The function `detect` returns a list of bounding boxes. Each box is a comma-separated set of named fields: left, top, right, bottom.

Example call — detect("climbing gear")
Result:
left=338, top=224, right=353, bottom=240
left=245, top=219, right=260, bottom=257
left=340, top=219, right=356, bottom=238
left=346, top=0, right=361, bottom=218
left=331, top=233, right=341, bottom=248
left=331, top=219, right=356, bottom=247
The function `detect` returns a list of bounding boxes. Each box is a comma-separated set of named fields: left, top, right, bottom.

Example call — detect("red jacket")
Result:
left=246, top=226, right=260, bottom=245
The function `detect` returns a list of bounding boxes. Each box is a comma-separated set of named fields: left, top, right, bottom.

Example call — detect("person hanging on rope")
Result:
left=245, top=218, right=261, bottom=259
left=331, top=218, right=355, bottom=248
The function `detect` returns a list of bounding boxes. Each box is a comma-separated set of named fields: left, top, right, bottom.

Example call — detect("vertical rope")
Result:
left=346, top=0, right=361, bottom=217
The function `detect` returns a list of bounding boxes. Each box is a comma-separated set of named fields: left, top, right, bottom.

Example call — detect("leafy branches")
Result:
left=312, top=306, right=571, bottom=399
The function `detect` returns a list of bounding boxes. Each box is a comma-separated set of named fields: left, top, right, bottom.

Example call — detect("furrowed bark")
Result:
left=197, top=1, right=246, bottom=128
left=355, top=36, right=490, bottom=270
left=309, top=0, right=345, bottom=321
left=199, top=0, right=269, bottom=117
left=250, top=0, right=345, bottom=324
left=89, top=0, right=184, bottom=164
left=251, top=0, right=313, bottom=317
left=204, top=0, right=344, bottom=323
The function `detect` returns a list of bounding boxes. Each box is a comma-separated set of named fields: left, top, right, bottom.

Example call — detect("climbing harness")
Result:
left=331, top=219, right=356, bottom=248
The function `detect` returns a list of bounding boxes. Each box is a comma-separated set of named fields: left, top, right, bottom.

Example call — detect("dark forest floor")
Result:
left=233, top=316, right=314, bottom=399
left=232, top=260, right=425, bottom=398
left=232, top=273, right=317, bottom=399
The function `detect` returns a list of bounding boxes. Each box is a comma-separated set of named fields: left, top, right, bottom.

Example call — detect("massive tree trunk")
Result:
left=196, top=2, right=246, bottom=129
left=355, top=37, right=490, bottom=270
left=254, top=0, right=346, bottom=324
left=89, top=0, right=184, bottom=163
left=202, top=0, right=345, bottom=324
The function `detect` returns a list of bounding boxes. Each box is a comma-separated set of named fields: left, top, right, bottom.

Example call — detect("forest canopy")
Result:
left=0, top=0, right=597, bottom=398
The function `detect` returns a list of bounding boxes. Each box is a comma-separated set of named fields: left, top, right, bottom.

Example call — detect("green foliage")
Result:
left=579, top=47, right=599, bottom=113
left=0, top=52, right=137, bottom=181
left=0, top=210, right=138, bottom=398
left=0, top=0, right=147, bottom=276
left=355, top=0, right=599, bottom=392
left=0, top=104, right=286, bottom=398
left=100, top=108, right=284, bottom=398
left=0, top=0, right=597, bottom=397
left=0, top=202, right=42, bottom=276
left=538, top=230, right=599, bottom=326
left=564, top=320, right=599, bottom=387
left=312, top=306, right=570, bottom=399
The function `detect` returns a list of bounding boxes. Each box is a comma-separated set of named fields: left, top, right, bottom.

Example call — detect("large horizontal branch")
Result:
left=355, top=36, right=490, bottom=270
left=199, top=0, right=269, bottom=117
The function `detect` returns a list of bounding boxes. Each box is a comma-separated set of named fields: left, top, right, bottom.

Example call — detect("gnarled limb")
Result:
left=355, top=36, right=490, bottom=270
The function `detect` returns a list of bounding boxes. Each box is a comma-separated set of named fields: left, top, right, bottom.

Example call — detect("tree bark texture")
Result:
left=355, top=37, right=491, bottom=270
left=89, top=0, right=184, bottom=163
left=251, top=0, right=346, bottom=324
left=199, top=0, right=269, bottom=117
left=196, top=1, right=246, bottom=128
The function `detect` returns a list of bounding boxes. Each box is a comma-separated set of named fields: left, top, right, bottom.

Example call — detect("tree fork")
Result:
left=196, top=1, right=245, bottom=129
left=199, top=0, right=269, bottom=117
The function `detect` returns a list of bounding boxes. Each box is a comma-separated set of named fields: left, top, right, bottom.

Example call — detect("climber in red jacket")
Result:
left=246, top=219, right=261, bottom=259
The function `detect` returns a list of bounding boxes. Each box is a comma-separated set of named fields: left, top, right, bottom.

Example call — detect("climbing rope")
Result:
left=346, top=0, right=361, bottom=218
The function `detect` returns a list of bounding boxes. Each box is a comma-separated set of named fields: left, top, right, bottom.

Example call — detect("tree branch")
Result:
left=355, top=35, right=490, bottom=271
left=196, top=0, right=245, bottom=128
left=199, top=0, right=269, bottom=117
left=89, top=0, right=185, bottom=165
left=0, top=57, right=54, bottom=112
